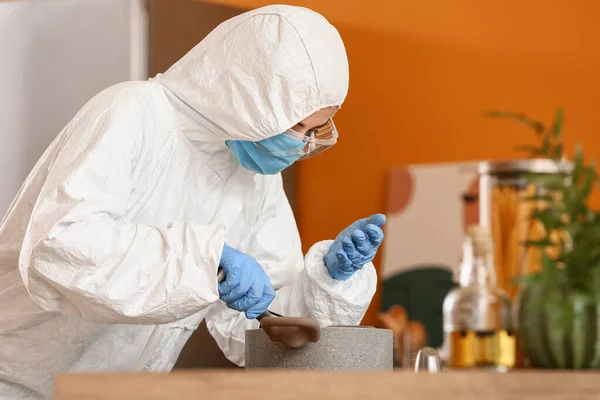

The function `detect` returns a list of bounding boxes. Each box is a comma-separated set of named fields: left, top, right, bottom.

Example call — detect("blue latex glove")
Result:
left=323, top=214, right=387, bottom=281
left=218, top=244, right=275, bottom=319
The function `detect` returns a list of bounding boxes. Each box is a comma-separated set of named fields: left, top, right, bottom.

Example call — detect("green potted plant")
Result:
left=486, top=108, right=600, bottom=369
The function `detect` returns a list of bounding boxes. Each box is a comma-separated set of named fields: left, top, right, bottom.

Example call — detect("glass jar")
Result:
left=477, top=159, right=565, bottom=301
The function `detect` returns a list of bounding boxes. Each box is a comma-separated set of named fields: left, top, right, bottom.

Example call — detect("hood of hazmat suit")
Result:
left=0, top=5, right=376, bottom=399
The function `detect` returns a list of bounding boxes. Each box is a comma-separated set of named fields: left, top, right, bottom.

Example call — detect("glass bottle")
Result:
left=442, top=225, right=515, bottom=371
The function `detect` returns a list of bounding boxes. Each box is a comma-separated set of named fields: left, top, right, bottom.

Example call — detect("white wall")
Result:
left=0, top=0, right=148, bottom=215
left=381, top=162, right=478, bottom=279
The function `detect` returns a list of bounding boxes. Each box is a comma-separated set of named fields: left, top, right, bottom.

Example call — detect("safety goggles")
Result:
left=278, top=118, right=339, bottom=160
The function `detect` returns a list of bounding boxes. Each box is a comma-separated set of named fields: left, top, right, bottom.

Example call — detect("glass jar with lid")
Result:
left=477, top=159, right=568, bottom=300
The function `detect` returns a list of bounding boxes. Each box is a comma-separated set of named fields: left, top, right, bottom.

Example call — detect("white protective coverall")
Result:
left=0, top=5, right=376, bottom=399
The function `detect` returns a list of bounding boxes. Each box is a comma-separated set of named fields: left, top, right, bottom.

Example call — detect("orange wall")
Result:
left=203, top=0, right=600, bottom=325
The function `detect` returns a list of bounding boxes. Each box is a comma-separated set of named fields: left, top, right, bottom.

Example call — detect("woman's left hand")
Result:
left=323, top=214, right=386, bottom=281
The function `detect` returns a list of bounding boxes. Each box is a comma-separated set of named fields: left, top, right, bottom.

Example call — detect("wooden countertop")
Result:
left=54, top=370, right=599, bottom=399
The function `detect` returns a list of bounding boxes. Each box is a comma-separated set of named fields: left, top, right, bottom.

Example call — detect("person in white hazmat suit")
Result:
left=0, top=4, right=386, bottom=399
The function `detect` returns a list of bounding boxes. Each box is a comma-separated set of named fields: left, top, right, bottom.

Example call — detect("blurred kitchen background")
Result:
left=2, top=0, right=599, bottom=369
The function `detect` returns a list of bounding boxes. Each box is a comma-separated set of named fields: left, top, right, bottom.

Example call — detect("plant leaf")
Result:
left=524, top=239, right=554, bottom=248
left=516, top=145, right=541, bottom=152
left=573, top=143, right=584, bottom=183
left=540, top=253, right=559, bottom=286
left=552, top=143, right=564, bottom=160
left=484, top=110, right=545, bottom=134
left=580, top=162, right=597, bottom=200
left=542, top=134, right=551, bottom=154
left=516, top=274, right=542, bottom=285
left=523, top=172, right=565, bottom=190
left=522, top=194, right=554, bottom=202
left=515, top=145, right=546, bottom=157
left=551, top=108, right=564, bottom=139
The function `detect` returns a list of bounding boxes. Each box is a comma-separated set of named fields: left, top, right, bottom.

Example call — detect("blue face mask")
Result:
left=226, top=133, right=306, bottom=175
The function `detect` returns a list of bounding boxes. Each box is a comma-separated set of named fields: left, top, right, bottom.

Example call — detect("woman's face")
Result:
left=290, top=106, right=339, bottom=136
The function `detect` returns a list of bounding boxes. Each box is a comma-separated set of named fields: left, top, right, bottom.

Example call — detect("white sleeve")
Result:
left=18, top=88, right=225, bottom=325
left=205, top=174, right=377, bottom=365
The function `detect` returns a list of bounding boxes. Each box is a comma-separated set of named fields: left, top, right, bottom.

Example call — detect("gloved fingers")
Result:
left=341, top=236, right=362, bottom=262
left=365, top=213, right=387, bottom=228
left=229, top=278, right=264, bottom=312
left=245, top=283, right=275, bottom=319
left=218, top=268, right=243, bottom=298
left=335, top=250, right=353, bottom=272
left=220, top=272, right=252, bottom=303
left=365, top=224, right=384, bottom=246
left=351, top=229, right=371, bottom=254
left=343, top=243, right=366, bottom=267
left=330, top=250, right=356, bottom=280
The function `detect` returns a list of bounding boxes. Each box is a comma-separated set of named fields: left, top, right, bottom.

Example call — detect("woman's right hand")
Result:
left=218, top=244, right=275, bottom=319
